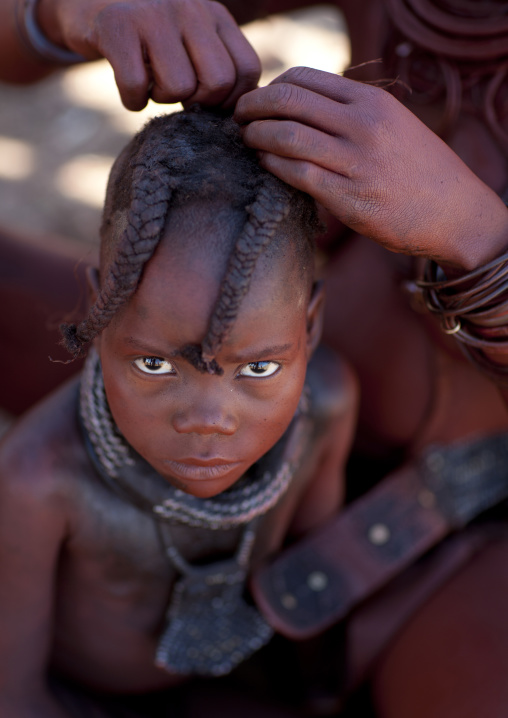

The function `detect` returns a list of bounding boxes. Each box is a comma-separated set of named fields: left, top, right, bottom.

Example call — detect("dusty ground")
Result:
left=0, top=5, right=348, bottom=249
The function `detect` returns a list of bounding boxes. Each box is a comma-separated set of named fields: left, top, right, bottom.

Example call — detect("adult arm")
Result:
left=0, top=0, right=261, bottom=109
left=0, top=0, right=55, bottom=84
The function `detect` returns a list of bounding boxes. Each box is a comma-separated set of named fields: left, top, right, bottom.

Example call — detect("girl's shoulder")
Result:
left=0, top=376, right=89, bottom=506
left=306, top=344, right=358, bottom=428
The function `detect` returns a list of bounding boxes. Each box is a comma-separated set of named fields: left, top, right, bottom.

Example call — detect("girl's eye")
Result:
left=134, top=357, right=175, bottom=375
left=239, top=361, right=280, bottom=378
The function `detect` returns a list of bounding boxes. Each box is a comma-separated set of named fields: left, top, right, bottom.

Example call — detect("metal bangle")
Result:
left=416, top=253, right=508, bottom=384
left=442, top=318, right=461, bottom=335
left=16, top=0, right=85, bottom=65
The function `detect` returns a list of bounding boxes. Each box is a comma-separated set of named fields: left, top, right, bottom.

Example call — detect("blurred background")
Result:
left=0, top=5, right=349, bottom=250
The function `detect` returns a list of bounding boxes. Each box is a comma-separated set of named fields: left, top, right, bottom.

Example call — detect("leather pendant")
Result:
left=155, top=559, right=273, bottom=676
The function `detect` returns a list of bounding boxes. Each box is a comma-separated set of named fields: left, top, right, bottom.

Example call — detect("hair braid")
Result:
left=189, top=178, right=292, bottom=374
left=60, top=107, right=319, bottom=367
left=60, top=140, right=175, bottom=358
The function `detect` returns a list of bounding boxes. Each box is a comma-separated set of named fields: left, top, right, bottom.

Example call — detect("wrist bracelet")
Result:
left=417, top=250, right=508, bottom=385
left=15, top=0, right=85, bottom=65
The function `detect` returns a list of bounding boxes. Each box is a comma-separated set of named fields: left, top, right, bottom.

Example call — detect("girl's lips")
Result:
left=162, top=459, right=242, bottom=481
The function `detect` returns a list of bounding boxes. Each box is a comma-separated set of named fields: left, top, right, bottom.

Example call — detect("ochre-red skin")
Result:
left=1, top=0, right=508, bottom=714
left=0, top=218, right=357, bottom=717
left=230, top=3, right=508, bottom=716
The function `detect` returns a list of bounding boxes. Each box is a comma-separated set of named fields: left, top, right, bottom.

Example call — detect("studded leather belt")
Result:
left=251, top=431, right=508, bottom=639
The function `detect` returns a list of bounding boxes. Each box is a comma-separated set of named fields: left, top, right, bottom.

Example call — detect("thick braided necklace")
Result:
left=79, top=349, right=310, bottom=675
left=79, top=349, right=307, bottom=531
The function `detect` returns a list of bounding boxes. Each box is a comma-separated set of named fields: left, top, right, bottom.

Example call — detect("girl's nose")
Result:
left=171, top=401, right=238, bottom=436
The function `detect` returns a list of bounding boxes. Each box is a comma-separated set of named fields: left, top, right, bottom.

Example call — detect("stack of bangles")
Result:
left=417, top=250, right=508, bottom=385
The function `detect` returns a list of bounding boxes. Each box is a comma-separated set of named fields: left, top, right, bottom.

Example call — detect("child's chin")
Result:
left=165, top=475, right=239, bottom=499
left=158, top=462, right=245, bottom=498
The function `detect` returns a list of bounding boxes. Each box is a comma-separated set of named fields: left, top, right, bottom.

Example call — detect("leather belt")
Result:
left=251, top=432, right=508, bottom=639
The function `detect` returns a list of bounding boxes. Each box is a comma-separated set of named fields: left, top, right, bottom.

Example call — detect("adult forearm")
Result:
left=417, top=216, right=508, bottom=401
left=0, top=0, right=60, bottom=83
left=432, top=185, right=508, bottom=274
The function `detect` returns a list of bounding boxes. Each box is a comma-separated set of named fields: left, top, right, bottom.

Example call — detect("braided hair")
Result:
left=60, top=106, right=320, bottom=374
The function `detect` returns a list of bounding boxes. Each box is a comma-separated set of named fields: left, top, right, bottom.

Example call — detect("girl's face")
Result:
left=96, top=213, right=323, bottom=499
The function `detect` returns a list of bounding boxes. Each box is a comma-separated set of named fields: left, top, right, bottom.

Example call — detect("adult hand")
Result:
left=235, top=67, right=508, bottom=270
left=38, top=0, right=261, bottom=110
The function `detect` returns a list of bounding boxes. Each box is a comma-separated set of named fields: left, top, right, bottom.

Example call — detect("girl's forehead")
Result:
left=153, top=203, right=307, bottom=292
left=112, top=240, right=308, bottom=360
left=110, top=200, right=313, bottom=349
left=145, top=231, right=306, bottom=310
left=120, top=228, right=306, bottom=343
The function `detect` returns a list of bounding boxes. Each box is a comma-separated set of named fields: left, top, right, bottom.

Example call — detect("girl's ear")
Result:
left=306, top=280, right=325, bottom=359
left=86, top=265, right=100, bottom=306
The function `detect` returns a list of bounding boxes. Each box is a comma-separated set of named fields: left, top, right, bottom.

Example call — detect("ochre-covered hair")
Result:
left=60, top=106, right=320, bottom=373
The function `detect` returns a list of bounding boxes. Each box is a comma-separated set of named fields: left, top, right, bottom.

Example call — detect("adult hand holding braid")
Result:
left=235, top=67, right=508, bottom=272
left=0, top=0, right=261, bottom=109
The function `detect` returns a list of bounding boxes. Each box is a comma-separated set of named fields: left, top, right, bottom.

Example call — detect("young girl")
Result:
left=0, top=107, right=357, bottom=717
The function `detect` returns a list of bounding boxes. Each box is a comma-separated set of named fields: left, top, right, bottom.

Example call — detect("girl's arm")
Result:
left=0, top=432, right=70, bottom=717
left=290, top=353, right=358, bottom=535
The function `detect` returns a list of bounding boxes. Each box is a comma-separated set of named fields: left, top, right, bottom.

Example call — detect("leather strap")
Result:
left=251, top=432, right=508, bottom=639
